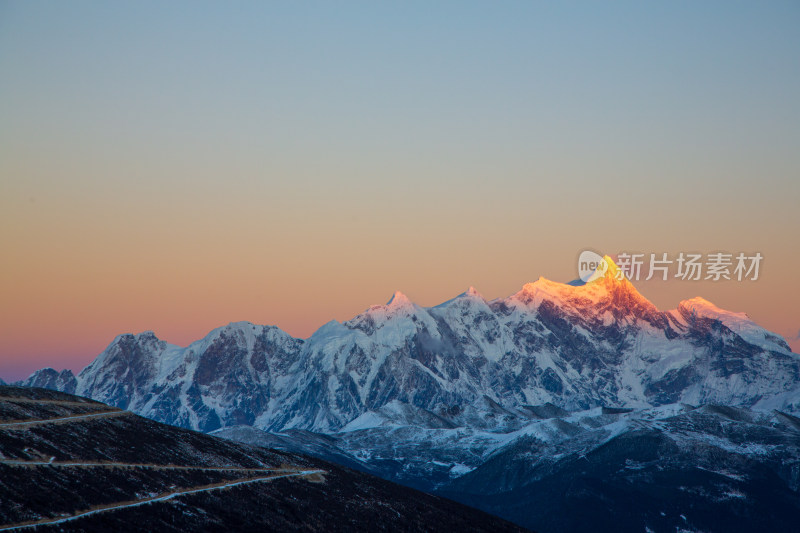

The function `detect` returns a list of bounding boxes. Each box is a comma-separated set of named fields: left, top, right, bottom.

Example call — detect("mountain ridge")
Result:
left=17, top=259, right=800, bottom=433
left=14, top=261, right=800, bottom=531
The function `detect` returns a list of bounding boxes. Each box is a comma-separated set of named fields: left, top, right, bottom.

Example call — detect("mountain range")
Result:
left=15, top=257, right=800, bottom=531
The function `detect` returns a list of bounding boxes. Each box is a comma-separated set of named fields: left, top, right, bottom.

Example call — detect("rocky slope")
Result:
left=0, top=385, right=525, bottom=532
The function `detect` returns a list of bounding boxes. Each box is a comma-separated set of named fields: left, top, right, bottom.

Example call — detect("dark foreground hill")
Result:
left=0, top=386, right=526, bottom=532
left=216, top=403, right=800, bottom=533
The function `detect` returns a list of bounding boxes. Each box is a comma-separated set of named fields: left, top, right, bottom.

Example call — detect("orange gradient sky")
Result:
left=1, top=2, right=799, bottom=380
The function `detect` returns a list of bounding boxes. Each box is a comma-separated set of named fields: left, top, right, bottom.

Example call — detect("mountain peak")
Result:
left=431, top=286, right=488, bottom=311
left=519, top=276, right=569, bottom=295
left=580, top=255, right=625, bottom=284
left=386, top=291, right=412, bottom=308
left=678, top=296, right=750, bottom=323
left=111, top=330, right=160, bottom=344
left=220, top=321, right=260, bottom=333
left=461, top=286, right=484, bottom=299
left=675, top=297, right=792, bottom=352
left=510, top=256, right=660, bottom=324
left=600, top=255, right=622, bottom=280
left=680, top=296, right=715, bottom=309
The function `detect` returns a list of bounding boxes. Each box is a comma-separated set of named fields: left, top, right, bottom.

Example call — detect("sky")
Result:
left=1, top=1, right=799, bottom=380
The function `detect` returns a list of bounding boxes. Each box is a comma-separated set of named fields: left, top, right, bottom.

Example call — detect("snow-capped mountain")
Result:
left=21, top=257, right=800, bottom=433
left=17, top=257, right=800, bottom=531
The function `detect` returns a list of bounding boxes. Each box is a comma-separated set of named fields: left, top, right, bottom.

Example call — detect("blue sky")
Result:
left=1, top=1, right=799, bottom=378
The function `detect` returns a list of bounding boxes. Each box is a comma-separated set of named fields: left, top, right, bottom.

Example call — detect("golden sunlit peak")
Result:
left=601, top=255, right=623, bottom=280
left=520, top=277, right=548, bottom=293
left=582, top=254, right=626, bottom=284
